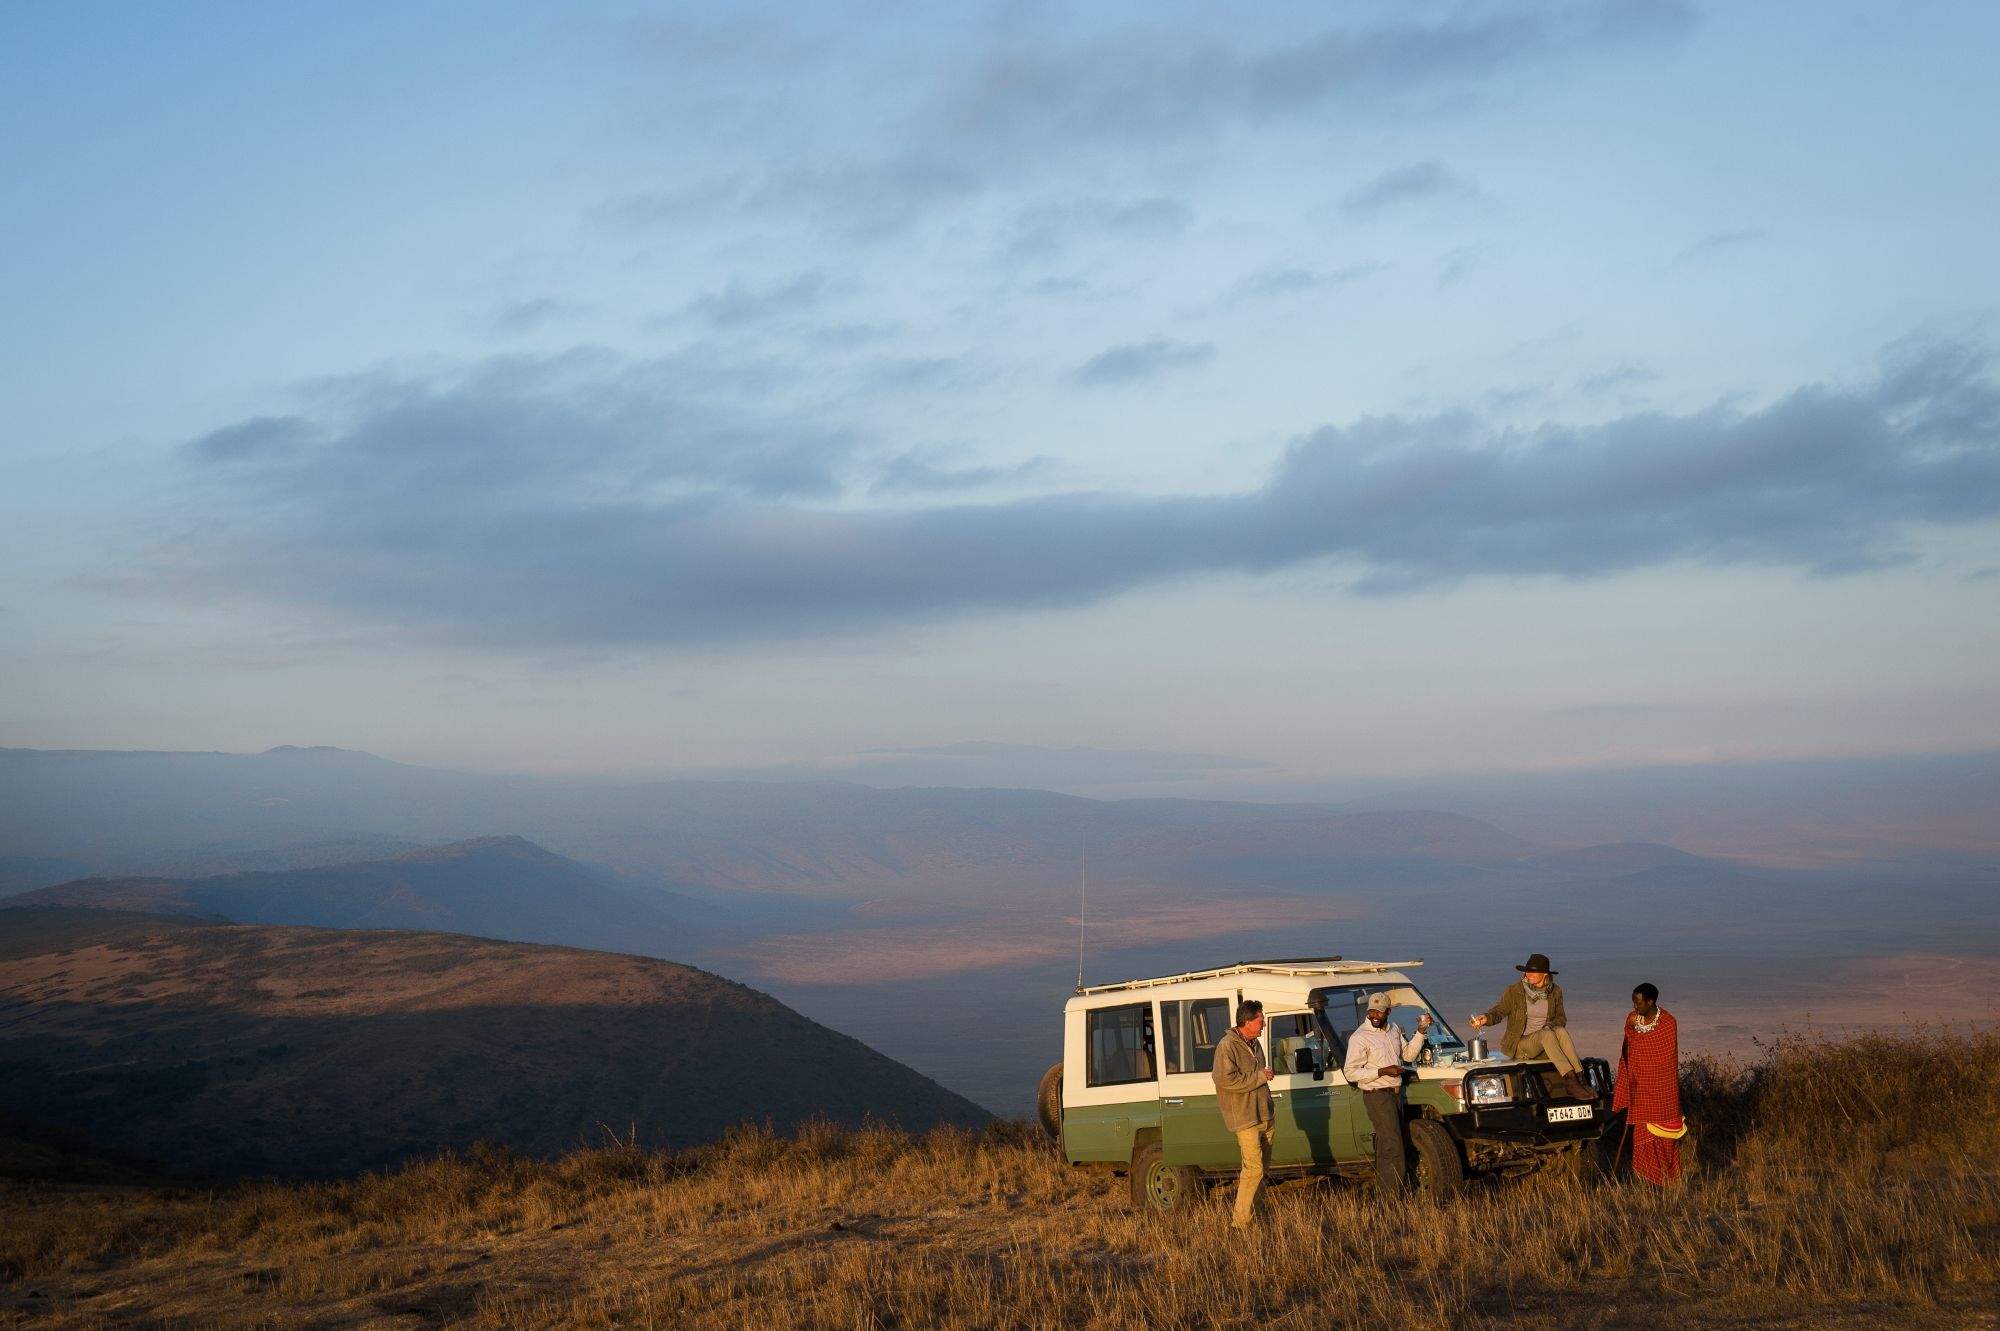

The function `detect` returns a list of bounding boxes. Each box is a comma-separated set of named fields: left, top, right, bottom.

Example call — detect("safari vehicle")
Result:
left=1034, top=957, right=1613, bottom=1213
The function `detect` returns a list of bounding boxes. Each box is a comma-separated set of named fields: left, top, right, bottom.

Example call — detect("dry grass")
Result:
left=4, top=1030, right=1998, bottom=1329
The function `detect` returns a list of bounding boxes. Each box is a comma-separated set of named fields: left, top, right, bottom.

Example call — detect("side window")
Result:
left=1161, top=999, right=1184, bottom=1075
left=1311, top=987, right=1367, bottom=1056
left=1185, top=998, right=1231, bottom=1074
left=1269, top=1012, right=1318, bottom=1075
left=1085, top=1003, right=1156, bottom=1087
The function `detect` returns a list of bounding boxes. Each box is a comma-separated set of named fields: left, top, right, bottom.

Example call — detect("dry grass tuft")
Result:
left=3, top=1030, right=1997, bottom=1328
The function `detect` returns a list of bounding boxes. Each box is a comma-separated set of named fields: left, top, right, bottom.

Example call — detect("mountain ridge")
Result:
left=7, top=836, right=710, bottom=958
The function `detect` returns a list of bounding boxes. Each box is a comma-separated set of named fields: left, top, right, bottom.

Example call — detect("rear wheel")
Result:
left=1409, top=1119, right=1466, bottom=1196
left=1034, top=1062, right=1063, bottom=1143
left=1129, top=1140, right=1201, bottom=1217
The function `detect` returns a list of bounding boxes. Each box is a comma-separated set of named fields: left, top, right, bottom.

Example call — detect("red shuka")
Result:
left=1612, top=1007, right=1684, bottom=1185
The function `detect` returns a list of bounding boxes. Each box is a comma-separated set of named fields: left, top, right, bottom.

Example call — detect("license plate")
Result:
left=1547, top=1104, right=1592, bottom=1123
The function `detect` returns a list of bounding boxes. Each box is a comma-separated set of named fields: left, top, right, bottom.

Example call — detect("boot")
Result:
left=1563, top=1072, right=1598, bottom=1102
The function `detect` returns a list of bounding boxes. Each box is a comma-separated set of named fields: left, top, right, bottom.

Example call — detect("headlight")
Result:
left=1462, top=1069, right=1520, bottom=1105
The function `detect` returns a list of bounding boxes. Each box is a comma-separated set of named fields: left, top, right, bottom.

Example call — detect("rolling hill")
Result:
left=0, top=907, right=988, bottom=1178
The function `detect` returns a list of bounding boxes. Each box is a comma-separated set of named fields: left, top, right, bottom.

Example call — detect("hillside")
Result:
left=0, top=908, right=987, bottom=1178
left=6, top=836, right=708, bottom=958
left=1, top=1029, right=1994, bottom=1328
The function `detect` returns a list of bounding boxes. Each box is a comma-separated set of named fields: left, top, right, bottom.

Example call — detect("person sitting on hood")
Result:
left=1470, top=952, right=1596, bottom=1100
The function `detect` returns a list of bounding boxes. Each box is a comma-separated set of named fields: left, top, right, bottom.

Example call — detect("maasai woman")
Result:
left=1612, top=982, right=1686, bottom=1185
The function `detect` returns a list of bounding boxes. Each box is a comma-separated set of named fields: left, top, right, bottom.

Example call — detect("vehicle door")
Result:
left=1305, top=985, right=1373, bottom=1164
left=1266, top=1009, right=1356, bottom=1166
left=1156, top=992, right=1243, bottom=1170
left=1062, top=1000, right=1162, bottom=1165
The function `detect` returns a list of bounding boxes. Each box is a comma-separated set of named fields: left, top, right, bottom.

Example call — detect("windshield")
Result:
left=1308, top=983, right=1464, bottom=1053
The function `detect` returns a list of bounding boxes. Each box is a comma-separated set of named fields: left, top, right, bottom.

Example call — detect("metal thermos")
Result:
left=1469, top=1036, right=1489, bottom=1061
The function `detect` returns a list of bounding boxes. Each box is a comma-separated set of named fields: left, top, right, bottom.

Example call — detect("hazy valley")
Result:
left=3, top=743, right=1995, bottom=1118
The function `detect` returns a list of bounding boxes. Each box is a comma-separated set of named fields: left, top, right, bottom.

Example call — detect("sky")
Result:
left=2, top=0, right=1998, bottom=790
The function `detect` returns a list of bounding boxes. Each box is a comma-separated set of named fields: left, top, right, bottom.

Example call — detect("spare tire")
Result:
left=1035, top=1061, right=1063, bottom=1141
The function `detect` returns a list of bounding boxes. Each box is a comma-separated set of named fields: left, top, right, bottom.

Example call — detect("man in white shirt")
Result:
left=1343, top=991, right=1431, bottom=1197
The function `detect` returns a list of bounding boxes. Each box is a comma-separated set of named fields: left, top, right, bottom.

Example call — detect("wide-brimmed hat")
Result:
left=1515, top=953, right=1557, bottom=975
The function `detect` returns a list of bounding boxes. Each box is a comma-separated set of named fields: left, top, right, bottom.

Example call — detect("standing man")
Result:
left=1343, top=991, right=1431, bottom=1197
left=1613, top=982, right=1686, bottom=1185
left=1469, top=952, right=1596, bottom=1100
left=1213, top=999, right=1275, bottom=1229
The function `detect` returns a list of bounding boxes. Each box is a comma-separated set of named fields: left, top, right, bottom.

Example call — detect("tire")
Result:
left=1409, top=1118, right=1466, bottom=1197
left=1035, top=1062, right=1063, bottom=1142
left=1129, top=1139, right=1201, bottom=1217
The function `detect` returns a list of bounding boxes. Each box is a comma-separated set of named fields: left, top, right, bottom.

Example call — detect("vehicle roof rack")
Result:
left=1076, top=958, right=1423, bottom=996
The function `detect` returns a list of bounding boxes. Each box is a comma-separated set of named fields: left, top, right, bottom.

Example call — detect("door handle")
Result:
left=1163, top=1097, right=1183, bottom=1105
left=1270, top=1092, right=1284, bottom=1100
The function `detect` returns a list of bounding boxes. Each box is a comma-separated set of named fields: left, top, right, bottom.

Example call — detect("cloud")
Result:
left=126, top=333, right=2000, bottom=649
left=592, top=177, right=747, bottom=230
left=857, top=355, right=986, bottom=395
left=178, top=348, right=859, bottom=504
left=677, top=272, right=825, bottom=329
left=752, top=155, right=980, bottom=240
left=1070, top=338, right=1216, bottom=387
left=490, top=297, right=579, bottom=335
left=1675, top=228, right=1767, bottom=265
left=942, top=1, right=1695, bottom=159
left=1002, top=196, right=1191, bottom=261
left=1438, top=246, right=1480, bottom=287
left=870, top=450, right=1053, bottom=496
left=183, top=416, right=319, bottom=463
left=1577, top=362, right=1658, bottom=396
left=1224, top=262, right=1384, bottom=303
left=602, top=2, right=1693, bottom=241
left=1340, top=161, right=1474, bottom=217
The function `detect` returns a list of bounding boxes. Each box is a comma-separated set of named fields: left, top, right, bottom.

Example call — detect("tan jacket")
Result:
left=1480, top=980, right=1568, bottom=1058
left=1212, top=1028, right=1273, bottom=1131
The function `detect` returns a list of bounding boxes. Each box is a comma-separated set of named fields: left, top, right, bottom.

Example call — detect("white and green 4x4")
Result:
left=1035, top=957, right=1612, bottom=1213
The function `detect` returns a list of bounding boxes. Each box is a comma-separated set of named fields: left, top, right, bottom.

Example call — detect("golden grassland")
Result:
left=3, top=1029, right=1997, bottom=1329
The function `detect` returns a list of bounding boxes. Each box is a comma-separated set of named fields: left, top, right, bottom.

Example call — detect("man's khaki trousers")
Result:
left=1231, top=1124, right=1273, bottom=1228
left=1515, top=1026, right=1584, bottom=1076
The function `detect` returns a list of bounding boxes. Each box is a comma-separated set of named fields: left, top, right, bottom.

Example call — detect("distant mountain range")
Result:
left=0, top=744, right=1819, bottom=908
left=0, top=907, right=987, bottom=1178
left=9, top=835, right=711, bottom=958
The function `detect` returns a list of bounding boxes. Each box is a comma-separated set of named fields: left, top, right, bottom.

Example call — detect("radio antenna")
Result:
left=1074, top=824, right=1088, bottom=993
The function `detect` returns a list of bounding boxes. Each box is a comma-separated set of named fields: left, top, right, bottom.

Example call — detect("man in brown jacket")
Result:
left=1212, top=999, right=1274, bottom=1229
left=1470, top=952, right=1595, bottom=1100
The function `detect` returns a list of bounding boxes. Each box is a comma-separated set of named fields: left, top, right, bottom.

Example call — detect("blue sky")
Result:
left=3, top=0, right=1997, bottom=786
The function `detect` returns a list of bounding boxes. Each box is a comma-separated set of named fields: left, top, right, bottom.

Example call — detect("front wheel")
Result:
left=1409, top=1119, right=1466, bottom=1196
left=1129, top=1140, right=1201, bottom=1217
